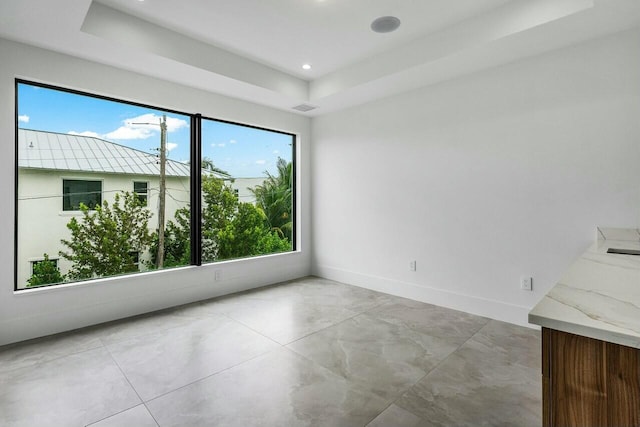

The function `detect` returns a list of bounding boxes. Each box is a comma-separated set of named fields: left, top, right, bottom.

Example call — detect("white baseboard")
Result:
left=313, top=264, right=536, bottom=329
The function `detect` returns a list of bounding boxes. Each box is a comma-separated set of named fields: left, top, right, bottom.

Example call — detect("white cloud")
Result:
left=229, top=139, right=237, bottom=144
left=18, top=115, right=30, bottom=123
left=273, top=150, right=279, bottom=154
left=218, top=143, right=225, bottom=147
left=104, top=113, right=188, bottom=141
left=104, top=126, right=154, bottom=140
left=255, top=160, right=266, bottom=165
left=167, top=142, right=178, bottom=152
left=68, top=130, right=101, bottom=138
left=125, top=113, right=188, bottom=133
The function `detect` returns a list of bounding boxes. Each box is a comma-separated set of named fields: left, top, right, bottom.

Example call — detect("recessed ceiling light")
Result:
left=302, top=64, right=312, bottom=70
left=371, top=16, right=401, bottom=33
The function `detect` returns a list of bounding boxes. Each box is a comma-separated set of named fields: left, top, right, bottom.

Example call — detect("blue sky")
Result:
left=17, top=83, right=293, bottom=177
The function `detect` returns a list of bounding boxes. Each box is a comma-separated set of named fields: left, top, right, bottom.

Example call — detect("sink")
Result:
left=607, top=248, right=640, bottom=256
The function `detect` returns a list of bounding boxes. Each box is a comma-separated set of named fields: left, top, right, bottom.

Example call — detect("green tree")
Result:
left=217, top=202, right=290, bottom=259
left=27, top=253, right=64, bottom=287
left=149, top=206, right=191, bottom=268
left=250, top=158, right=293, bottom=242
left=60, top=192, right=153, bottom=280
left=160, top=175, right=290, bottom=264
left=201, top=156, right=232, bottom=179
left=201, top=175, right=239, bottom=260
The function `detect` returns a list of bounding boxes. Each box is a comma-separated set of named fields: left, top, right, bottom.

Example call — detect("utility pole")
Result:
left=157, top=114, right=167, bottom=269
left=131, top=115, right=167, bottom=269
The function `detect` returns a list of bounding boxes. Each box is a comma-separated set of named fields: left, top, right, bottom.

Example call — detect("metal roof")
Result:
left=18, top=129, right=190, bottom=177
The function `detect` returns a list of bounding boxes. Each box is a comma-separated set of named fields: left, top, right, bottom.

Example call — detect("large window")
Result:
left=199, top=118, right=294, bottom=263
left=15, top=80, right=295, bottom=290
left=62, top=179, right=102, bottom=211
left=17, top=81, right=192, bottom=289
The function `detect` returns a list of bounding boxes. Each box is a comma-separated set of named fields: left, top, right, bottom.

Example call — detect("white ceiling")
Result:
left=97, top=0, right=513, bottom=79
left=1, top=0, right=640, bottom=116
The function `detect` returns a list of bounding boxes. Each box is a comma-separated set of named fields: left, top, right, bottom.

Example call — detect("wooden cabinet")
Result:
left=542, top=328, right=640, bottom=427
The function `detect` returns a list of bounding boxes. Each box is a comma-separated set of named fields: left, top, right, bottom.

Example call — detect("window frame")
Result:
left=62, top=178, right=103, bottom=211
left=30, top=257, right=59, bottom=276
left=14, top=79, right=297, bottom=291
left=198, top=115, right=297, bottom=266
left=133, top=181, right=149, bottom=207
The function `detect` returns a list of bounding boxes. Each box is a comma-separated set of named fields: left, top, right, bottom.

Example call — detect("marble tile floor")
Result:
left=0, top=276, right=541, bottom=427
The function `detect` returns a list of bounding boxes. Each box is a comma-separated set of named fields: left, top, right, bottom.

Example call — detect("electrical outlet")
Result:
left=520, top=276, right=533, bottom=291
left=214, top=270, right=222, bottom=281
left=409, top=260, right=416, bottom=271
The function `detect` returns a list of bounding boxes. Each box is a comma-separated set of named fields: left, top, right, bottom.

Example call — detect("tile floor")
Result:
left=0, top=276, right=541, bottom=427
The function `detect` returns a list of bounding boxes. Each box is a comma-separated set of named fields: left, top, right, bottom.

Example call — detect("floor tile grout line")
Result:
left=101, top=314, right=283, bottom=405
left=363, top=401, right=396, bottom=427
left=101, top=342, right=164, bottom=426
left=280, top=299, right=392, bottom=347
left=83, top=403, right=145, bottom=427
left=143, top=403, right=162, bottom=427
left=142, top=346, right=280, bottom=405
left=81, top=343, right=148, bottom=426
left=391, top=319, right=542, bottom=426
left=219, top=298, right=387, bottom=347
left=97, top=314, right=205, bottom=348
left=284, top=299, right=487, bottom=419
left=103, top=342, right=146, bottom=403
left=217, top=312, right=287, bottom=347
left=0, top=341, right=107, bottom=376
left=384, top=317, right=494, bottom=421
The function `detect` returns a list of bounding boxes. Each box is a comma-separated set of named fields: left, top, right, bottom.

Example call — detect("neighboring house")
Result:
left=230, top=177, right=266, bottom=205
left=16, top=129, right=193, bottom=289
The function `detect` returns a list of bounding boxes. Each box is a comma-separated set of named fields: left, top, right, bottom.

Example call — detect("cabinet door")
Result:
left=606, top=342, right=640, bottom=426
left=549, top=330, right=607, bottom=426
left=544, top=328, right=640, bottom=427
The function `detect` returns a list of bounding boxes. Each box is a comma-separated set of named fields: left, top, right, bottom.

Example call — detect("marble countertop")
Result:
left=529, top=227, right=640, bottom=349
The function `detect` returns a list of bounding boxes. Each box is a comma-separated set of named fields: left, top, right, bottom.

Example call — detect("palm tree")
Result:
left=201, top=156, right=231, bottom=179
left=250, top=158, right=293, bottom=242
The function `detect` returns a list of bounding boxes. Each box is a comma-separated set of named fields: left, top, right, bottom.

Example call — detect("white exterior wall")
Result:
left=231, top=177, right=266, bottom=205
left=0, top=39, right=311, bottom=346
left=311, top=28, right=640, bottom=328
left=17, top=168, right=190, bottom=288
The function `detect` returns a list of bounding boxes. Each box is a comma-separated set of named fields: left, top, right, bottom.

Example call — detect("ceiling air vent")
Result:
left=292, top=104, right=317, bottom=113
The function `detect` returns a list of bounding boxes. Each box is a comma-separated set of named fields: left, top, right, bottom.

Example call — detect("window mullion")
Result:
left=190, top=114, right=202, bottom=266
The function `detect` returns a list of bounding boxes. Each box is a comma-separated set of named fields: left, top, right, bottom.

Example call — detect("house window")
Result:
left=62, top=179, right=102, bottom=211
left=27, top=256, right=63, bottom=288
left=16, top=80, right=295, bottom=291
left=134, top=181, right=148, bottom=206
left=31, top=257, right=58, bottom=273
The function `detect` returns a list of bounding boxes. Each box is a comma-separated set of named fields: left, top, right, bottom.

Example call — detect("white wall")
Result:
left=231, top=177, right=265, bottom=205
left=311, top=28, right=640, bottom=327
left=0, top=39, right=311, bottom=345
